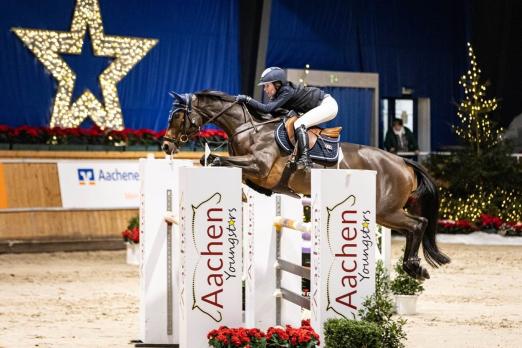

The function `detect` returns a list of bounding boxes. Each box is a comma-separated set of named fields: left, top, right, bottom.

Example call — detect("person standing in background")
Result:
left=384, top=118, right=419, bottom=154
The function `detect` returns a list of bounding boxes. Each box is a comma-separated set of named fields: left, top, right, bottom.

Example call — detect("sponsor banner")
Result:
left=138, top=158, right=192, bottom=344
left=57, top=160, right=141, bottom=208
left=178, top=167, right=242, bottom=348
left=311, top=169, right=376, bottom=338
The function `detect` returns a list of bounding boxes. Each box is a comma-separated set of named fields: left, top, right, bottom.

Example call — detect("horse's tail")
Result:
left=404, top=158, right=451, bottom=267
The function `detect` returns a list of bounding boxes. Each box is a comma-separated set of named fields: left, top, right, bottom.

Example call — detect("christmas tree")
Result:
left=426, top=43, right=522, bottom=225
left=453, top=43, right=502, bottom=155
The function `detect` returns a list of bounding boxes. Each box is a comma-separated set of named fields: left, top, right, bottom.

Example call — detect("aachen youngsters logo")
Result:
left=189, top=192, right=239, bottom=322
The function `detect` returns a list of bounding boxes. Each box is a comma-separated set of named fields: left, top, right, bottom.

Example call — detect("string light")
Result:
left=440, top=186, right=521, bottom=222
left=12, top=0, right=158, bottom=130
left=452, top=43, right=501, bottom=152
left=438, top=43, right=521, bottom=224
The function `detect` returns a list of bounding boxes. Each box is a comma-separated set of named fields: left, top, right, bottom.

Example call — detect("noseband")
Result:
left=164, top=94, right=238, bottom=146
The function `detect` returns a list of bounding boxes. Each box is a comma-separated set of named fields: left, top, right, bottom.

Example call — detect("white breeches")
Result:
left=294, top=94, right=338, bottom=129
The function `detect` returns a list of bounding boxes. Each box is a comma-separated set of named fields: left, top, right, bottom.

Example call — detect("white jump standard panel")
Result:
left=138, top=158, right=192, bottom=346
left=311, top=169, right=377, bottom=338
left=177, top=167, right=243, bottom=348
left=243, top=188, right=279, bottom=331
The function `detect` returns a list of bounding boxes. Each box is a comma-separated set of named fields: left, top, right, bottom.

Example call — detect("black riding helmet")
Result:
left=257, top=67, right=287, bottom=86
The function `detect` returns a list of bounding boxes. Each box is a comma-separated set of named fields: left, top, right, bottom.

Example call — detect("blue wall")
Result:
left=266, top=0, right=470, bottom=148
left=0, top=0, right=470, bottom=148
left=0, top=0, right=240, bottom=130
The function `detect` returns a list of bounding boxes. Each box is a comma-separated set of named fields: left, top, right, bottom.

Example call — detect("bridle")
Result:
left=163, top=93, right=239, bottom=146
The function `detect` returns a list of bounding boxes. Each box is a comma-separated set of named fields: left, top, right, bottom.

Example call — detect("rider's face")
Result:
left=264, top=83, right=277, bottom=99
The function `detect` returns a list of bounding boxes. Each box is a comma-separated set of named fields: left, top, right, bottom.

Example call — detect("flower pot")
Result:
left=126, top=242, right=140, bottom=265
left=395, top=294, right=418, bottom=315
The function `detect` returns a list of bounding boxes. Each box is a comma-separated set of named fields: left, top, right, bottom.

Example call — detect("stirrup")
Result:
left=295, top=154, right=312, bottom=171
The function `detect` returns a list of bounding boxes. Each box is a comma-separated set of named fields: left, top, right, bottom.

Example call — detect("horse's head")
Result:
left=162, top=92, right=204, bottom=154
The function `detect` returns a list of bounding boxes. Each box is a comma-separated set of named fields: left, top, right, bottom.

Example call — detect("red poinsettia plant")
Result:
left=121, top=216, right=139, bottom=244
left=438, top=214, right=522, bottom=236
left=477, top=213, right=504, bottom=230
left=0, top=124, right=227, bottom=146
left=438, top=219, right=473, bottom=234
left=208, top=326, right=266, bottom=348
left=266, top=320, right=320, bottom=348
left=208, top=321, right=319, bottom=348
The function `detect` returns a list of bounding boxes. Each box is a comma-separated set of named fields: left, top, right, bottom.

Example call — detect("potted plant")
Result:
left=207, top=321, right=319, bottom=348
left=390, top=256, right=424, bottom=315
left=121, top=216, right=140, bottom=265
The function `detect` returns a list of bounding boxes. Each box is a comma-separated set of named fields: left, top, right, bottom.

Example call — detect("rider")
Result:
left=235, top=67, right=338, bottom=170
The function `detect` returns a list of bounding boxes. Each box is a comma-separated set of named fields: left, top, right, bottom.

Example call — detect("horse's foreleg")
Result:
left=205, top=154, right=265, bottom=176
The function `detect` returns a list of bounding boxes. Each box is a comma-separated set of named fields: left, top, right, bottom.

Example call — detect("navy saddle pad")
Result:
left=274, top=122, right=340, bottom=163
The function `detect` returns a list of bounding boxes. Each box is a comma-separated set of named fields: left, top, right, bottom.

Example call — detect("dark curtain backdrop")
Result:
left=321, top=87, right=373, bottom=145
left=1, top=0, right=491, bottom=149
left=471, top=0, right=522, bottom=127
left=266, top=0, right=471, bottom=148
left=0, top=0, right=240, bottom=130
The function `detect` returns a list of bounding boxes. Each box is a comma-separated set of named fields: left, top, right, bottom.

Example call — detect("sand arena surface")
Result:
left=0, top=242, right=521, bottom=347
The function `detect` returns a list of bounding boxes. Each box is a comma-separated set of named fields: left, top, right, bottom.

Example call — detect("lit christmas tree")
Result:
left=453, top=43, right=502, bottom=155
left=425, top=42, right=522, bottom=225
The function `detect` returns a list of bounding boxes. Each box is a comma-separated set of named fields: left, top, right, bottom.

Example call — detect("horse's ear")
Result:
left=169, top=91, right=185, bottom=103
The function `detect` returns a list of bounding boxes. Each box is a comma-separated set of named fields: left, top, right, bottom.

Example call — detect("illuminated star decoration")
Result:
left=12, top=0, right=158, bottom=130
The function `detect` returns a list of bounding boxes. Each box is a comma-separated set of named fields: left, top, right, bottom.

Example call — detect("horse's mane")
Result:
left=195, top=89, right=236, bottom=102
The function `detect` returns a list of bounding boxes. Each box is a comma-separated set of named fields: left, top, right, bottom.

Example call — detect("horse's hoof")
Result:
left=210, top=157, right=222, bottom=166
left=403, top=261, right=430, bottom=281
left=413, top=265, right=430, bottom=281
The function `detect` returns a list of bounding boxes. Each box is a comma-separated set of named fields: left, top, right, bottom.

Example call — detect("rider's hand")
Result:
left=236, top=94, right=251, bottom=103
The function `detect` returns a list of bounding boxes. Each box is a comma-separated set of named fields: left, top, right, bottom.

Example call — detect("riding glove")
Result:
left=236, top=94, right=251, bottom=103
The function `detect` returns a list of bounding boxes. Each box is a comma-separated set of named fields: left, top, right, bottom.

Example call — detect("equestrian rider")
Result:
left=235, top=67, right=338, bottom=170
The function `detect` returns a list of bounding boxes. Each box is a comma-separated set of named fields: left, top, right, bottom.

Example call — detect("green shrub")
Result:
left=322, top=261, right=408, bottom=348
left=358, top=261, right=407, bottom=348
left=390, top=257, right=424, bottom=296
left=323, top=318, right=383, bottom=348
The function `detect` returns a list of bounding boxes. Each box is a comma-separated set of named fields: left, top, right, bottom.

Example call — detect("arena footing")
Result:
left=131, top=340, right=178, bottom=347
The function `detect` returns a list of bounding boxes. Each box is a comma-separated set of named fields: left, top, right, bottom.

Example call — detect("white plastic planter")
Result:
left=394, top=295, right=418, bottom=315
left=126, top=242, right=140, bottom=265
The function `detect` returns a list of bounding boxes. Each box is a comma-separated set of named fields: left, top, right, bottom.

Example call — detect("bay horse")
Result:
left=162, top=90, right=450, bottom=280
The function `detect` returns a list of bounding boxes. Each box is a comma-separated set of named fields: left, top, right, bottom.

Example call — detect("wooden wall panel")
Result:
left=0, top=209, right=138, bottom=241
left=3, top=163, right=62, bottom=208
left=0, top=150, right=223, bottom=160
left=0, top=153, right=205, bottom=244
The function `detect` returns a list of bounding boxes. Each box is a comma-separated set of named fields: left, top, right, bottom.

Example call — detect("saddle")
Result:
left=283, top=116, right=342, bottom=150
left=274, top=116, right=342, bottom=163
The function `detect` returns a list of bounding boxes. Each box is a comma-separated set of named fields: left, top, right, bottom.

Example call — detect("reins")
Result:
left=164, top=94, right=282, bottom=146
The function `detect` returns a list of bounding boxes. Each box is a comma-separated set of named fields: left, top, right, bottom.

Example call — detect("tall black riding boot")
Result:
left=295, top=125, right=313, bottom=171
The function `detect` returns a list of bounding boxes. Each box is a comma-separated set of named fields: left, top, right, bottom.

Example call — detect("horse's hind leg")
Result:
left=378, top=210, right=429, bottom=280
